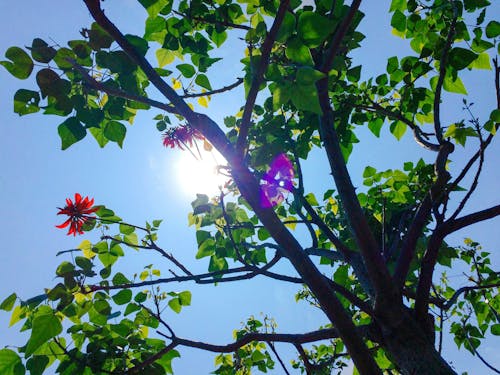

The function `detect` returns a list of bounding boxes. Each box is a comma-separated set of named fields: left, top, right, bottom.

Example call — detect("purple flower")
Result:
left=260, top=154, right=294, bottom=208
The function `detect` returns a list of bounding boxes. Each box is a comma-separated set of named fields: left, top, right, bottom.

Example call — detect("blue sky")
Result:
left=0, top=1, right=499, bottom=374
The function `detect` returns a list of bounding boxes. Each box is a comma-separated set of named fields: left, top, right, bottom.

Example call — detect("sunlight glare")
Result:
left=174, top=147, right=228, bottom=197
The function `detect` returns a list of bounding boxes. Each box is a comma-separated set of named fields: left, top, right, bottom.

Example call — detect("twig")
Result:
left=236, top=0, right=291, bottom=153
left=433, top=5, right=458, bottom=143
left=182, top=78, right=243, bottom=98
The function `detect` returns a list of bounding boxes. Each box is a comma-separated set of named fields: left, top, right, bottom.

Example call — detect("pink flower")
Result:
left=162, top=125, right=204, bottom=149
left=56, top=193, right=98, bottom=236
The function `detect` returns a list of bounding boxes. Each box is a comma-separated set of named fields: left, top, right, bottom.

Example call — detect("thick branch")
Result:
left=394, top=142, right=454, bottom=288
left=444, top=204, right=500, bottom=234
left=236, top=0, right=290, bottom=153
left=83, top=0, right=235, bottom=159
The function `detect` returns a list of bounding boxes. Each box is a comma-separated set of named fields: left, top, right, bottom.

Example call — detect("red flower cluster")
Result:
left=56, top=193, right=98, bottom=236
left=162, top=125, right=204, bottom=149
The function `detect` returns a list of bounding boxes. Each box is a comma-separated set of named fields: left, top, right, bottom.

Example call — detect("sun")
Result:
left=174, top=147, right=228, bottom=197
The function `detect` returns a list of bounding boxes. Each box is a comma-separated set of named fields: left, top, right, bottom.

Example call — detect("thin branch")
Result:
left=433, top=6, right=458, bottom=143
left=172, top=9, right=251, bottom=31
left=268, top=343, right=292, bottom=375
left=464, top=332, right=500, bottom=374
left=236, top=0, right=290, bottom=153
left=181, top=78, right=243, bottom=98
left=394, top=142, right=454, bottom=288
left=68, top=59, right=179, bottom=114
left=319, top=0, right=362, bottom=73
left=441, top=283, right=500, bottom=310
left=357, top=102, right=439, bottom=151
left=294, top=344, right=315, bottom=374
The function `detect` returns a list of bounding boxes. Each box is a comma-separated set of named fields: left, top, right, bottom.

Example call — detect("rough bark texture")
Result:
left=378, top=310, right=457, bottom=375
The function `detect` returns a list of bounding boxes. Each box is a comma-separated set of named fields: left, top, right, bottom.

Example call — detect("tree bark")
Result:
left=379, top=309, right=457, bottom=375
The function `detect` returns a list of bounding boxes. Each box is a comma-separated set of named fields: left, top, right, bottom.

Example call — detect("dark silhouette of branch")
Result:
left=268, top=342, right=292, bottom=375
left=441, top=283, right=500, bottom=310
left=236, top=0, right=290, bottom=153
left=394, top=141, right=454, bottom=288
left=320, top=0, right=362, bottom=73
left=356, top=101, right=439, bottom=151
left=433, top=6, right=458, bottom=143
left=83, top=0, right=235, bottom=159
left=100, top=235, right=193, bottom=276
left=414, top=228, right=446, bottom=318
left=172, top=9, right=251, bottom=31
left=181, top=78, right=243, bottom=98
left=68, top=59, right=178, bottom=114
left=445, top=204, right=500, bottom=234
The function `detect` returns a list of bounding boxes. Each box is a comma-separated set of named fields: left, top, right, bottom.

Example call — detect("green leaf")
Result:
left=29, top=38, right=56, bottom=63
left=0, top=47, right=33, bottom=79
left=363, top=166, right=377, bottom=178
left=210, top=30, right=227, bottom=47
left=156, top=48, right=175, bottom=68
left=285, top=37, right=313, bottom=66
left=491, top=324, right=500, bottom=336
left=485, top=21, right=500, bottom=38
left=125, top=34, right=149, bottom=56
left=0, top=293, right=17, bottom=311
left=112, top=289, right=132, bottom=305
left=134, top=291, right=148, bottom=303
left=156, top=349, right=180, bottom=374
left=448, top=48, right=478, bottom=70
left=0, top=349, right=24, bottom=375
left=296, top=67, right=325, bottom=86
left=138, top=0, right=169, bottom=17
left=26, top=355, right=49, bottom=375
left=346, top=65, right=362, bottom=82
left=13, top=89, right=40, bottom=116
left=58, top=117, right=86, bottom=150
left=119, top=223, right=135, bottom=235
left=178, top=291, right=192, bottom=306
left=88, top=22, right=113, bottom=50
left=195, top=74, right=212, bottom=90
left=112, top=272, right=131, bottom=285
left=25, top=313, right=62, bottom=356
left=297, top=11, right=334, bottom=47
left=469, top=52, right=491, bottom=70
left=390, top=0, right=406, bottom=11
left=168, top=298, right=181, bottom=313
left=89, top=126, right=109, bottom=148
left=176, top=63, right=196, bottom=78
left=104, top=121, right=126, bottom=147
left=290, top=83, right=322, bottom=114
left=391, top=10, right=406, bottom=33
left=368, top=118, right=383, bottom=137
left=389, top=121, right=407, bottom=140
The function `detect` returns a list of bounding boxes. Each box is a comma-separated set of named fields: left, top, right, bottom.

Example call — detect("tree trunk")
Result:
left=380, top=309, right=457, bottom=375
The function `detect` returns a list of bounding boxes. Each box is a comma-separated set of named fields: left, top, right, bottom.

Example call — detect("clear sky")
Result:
left=0, top=1, right=498, bottom=374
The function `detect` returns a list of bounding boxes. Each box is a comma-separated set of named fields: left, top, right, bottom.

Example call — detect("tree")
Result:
left=0, top=0, right=499, bottom=373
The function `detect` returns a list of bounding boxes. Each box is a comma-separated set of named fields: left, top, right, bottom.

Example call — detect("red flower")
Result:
left=56, top=193, right=98, bottom=236
left=162, top=125, right=204, bottom=149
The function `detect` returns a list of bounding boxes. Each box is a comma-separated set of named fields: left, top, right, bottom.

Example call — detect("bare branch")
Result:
left=182, top=78, right=243, bottom=98
left=236, top=0, right=290, bottom=153
left=444, top=204, right=500, bottom=235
